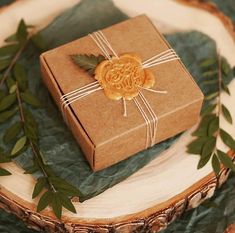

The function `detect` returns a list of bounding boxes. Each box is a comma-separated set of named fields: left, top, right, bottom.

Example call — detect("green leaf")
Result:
left=5, top=33, right=17, bottom=43
left=0, top=108, right=17, bottom=123
left=32, top=178, right=47, bottom=199
left=11, top=136, right=27, bottom=155
left=222, top=104, right=232, bottom=124
left=202, top=70, right=217, bottom=78
left=212, top=154, right=220, bottom=177
left=21, top=91, right=41, bottom=108
left=31, top=34, right=47, bottom=51
left=0, top=44, right=19, bottom=58
left=201, top=104, right=216, bottom=116
left=217, top=150, right=235, bottom=171
left=3, top=121, right=22, bottom=143
left=0, top=93, right=16, bottom=112
left=205, top=92, right=219, bottom=101
left=187, top=137, right=209, bottom=155
left=48, top=177, right=81, bottom=196
left=0, top=167, right=11, bottom=176
left=202, top=79, right=218, bottom=86
left=0, top=58, right=11, bottom=71
left=193, top=114, right=216, bottom=137
left=198, top=154, right=211, bottom=169
left=9, top=84, right=17, bottom=94
left=23, top=108, right=38, bottom=142
left=16, top=19, right=28, bottom=44
left=58, top=193, right=76, bottom=213
left=52, top=193, right=62, bottom=219
left=201, top=137, right=216, bottom=158
left=222, top=82, right=230, bottom=95
left=221, top=58, right=231, bottom=76
left=37, top=191, right=53, bottom=212
left=200, top=58, right=217, bottom=67
left=207, top=117, right=219, bottom=136
left=13, top=63, right=28, bottom=91
left=220, top=129, right=235, bottom=151
left=71, top=54, right=105, bottom=75
left=6, top=75, right=15, bottom=90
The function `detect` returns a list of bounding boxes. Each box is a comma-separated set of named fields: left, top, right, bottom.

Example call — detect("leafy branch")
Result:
left=187, top=52, right=235, bottom=176
left=0, top=19, right=80, bottom=219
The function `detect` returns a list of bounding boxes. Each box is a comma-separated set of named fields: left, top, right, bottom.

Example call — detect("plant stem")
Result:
left=16, top=83, right=25, bottom=123
left=213, top=53, right=222, bottom=157
left=0, top=40, right=28, bottom=88
left=217, top=53, right=222, bottom=118
left=15, top=83, right=57, bottom=193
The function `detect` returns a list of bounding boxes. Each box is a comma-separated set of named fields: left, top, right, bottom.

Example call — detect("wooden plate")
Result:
left=0, top=0, right=235, bottom=232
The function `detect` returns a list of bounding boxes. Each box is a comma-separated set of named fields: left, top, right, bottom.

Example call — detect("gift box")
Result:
left=40, top=15, right=204, bottom=171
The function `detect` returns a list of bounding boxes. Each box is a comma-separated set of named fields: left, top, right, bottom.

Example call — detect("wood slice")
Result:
left=1, top=0, right=235, bottom=232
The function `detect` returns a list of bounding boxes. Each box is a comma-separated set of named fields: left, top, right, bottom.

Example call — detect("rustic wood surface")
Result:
left=0, top=0, right=235, bottom=232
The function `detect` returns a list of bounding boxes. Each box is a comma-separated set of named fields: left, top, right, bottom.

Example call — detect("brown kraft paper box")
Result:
left=40, top=15, right=204, bottom=171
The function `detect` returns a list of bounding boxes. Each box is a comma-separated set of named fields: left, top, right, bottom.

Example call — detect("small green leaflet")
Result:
left=221, top=104, right=232, bottom=124
left=0, top=44, right=19, bottom=58
left=32, top=177, right=47, bottom=199
left=217, top=150, right=235, bottom=171
left=212, top=154, right=220, bottom=177
left=0, top=108, right=17, bottom=124
left=16, top=19, right=28, bottom=44
left=0, top=93, right=16, bottom=112
left=52, top=193, right=62, bottom=219
left=11, top=136, right=27, bottom=155
left=21, top=91, right=41, bottom=108
left=37, top=191, right=53, bottom=212
left=0, top=167, right=11, bottom=176
left=220, top=129, right=235, bottom=151
left=58, top=193, right=76, bottom=213
left=31, top=34, right=48, bottom=51
left=3, top=121, right=22, bottom=143
left=14, top=63, right=28, bottom=91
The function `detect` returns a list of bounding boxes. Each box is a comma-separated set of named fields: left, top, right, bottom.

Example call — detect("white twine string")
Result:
left=89, top=30, right=119, bottom=61
left=122, top=98, right=127, bottom=117
left=61, top=81, right=99, bottom=102
left=60, top=81, right=103, bottom=123
left=95, top=31, right=119, bottom=58
left=142, top=49, right=179, bottom=68
left=139, top=92, right=158, bottom=146
left=139, top=86, right=168, bottom=94
left=133, top=97, right=151, bottom=148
